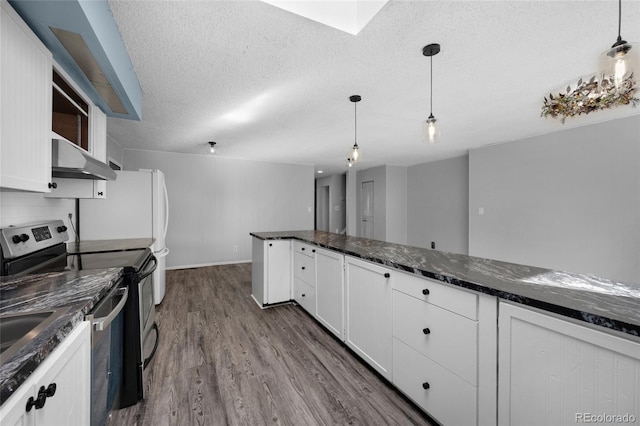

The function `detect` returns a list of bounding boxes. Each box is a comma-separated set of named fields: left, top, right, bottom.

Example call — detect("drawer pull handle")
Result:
left=312, top=249, right=316, bottom=253
left=384, top=272, right=390, bottom=278
left=422, top=327, right=431, bottom=335
left=301, top=266, right=306, bottom=270
left=301, top=293, right=306, bottom=297
left=422, top=288, right=430, bottom=295
left=269, top=243, right=273, bottom=247
left=422, top=382, right=430, bottom=390
left=301, top=247, right=305, bottom=251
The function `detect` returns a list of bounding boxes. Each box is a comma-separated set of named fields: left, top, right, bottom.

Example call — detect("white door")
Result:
left=361, top=181, right=374, bottom=239
left=316, top=185, right=330, bottom=232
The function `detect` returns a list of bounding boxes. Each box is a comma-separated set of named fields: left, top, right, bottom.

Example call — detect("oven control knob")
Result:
left=12, top=235, right=22, bottom=244
left=57, top=226, right=67, bottom=233
left=20, top=234, right=30, bottom=242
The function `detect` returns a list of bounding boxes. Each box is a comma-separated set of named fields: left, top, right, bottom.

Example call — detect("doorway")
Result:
left=361, top=181, right=374, bottom=239
left=316, top=185, right=330, bottom=232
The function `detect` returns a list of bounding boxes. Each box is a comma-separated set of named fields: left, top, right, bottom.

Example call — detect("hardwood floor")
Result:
left=111, top=263, right=435, bottom=426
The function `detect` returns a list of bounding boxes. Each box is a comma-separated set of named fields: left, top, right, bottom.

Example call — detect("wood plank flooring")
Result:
left=111, top=263, right=435, bottom=426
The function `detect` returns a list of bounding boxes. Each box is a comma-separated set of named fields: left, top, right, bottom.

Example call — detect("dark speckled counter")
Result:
left=67, top=238, right=154, bottom=254
left=251, top=230, right=640, bottom=337
left=0, top=268, right=122, bottom=405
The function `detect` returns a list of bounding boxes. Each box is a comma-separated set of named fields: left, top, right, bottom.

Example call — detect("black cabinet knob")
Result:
left=48, top=182, right=57, bottom=189
left=301, top=293, right=306, bottom=297
left=422, top=288, right=430, bottom=295
left=312, top=249, right=316, bottom=253
left=422, top=382, right=430, bottom=390
left=301, top=247, right=305, bottom=251
left=384, top=272, right=390, bottom=278
left=43, top=383, right=56, bottom=398
left=301, top=266, right=306, bottom=270
left=269, top=243, right=272, bottom=247
left=423, top=327, right=431, bottom=335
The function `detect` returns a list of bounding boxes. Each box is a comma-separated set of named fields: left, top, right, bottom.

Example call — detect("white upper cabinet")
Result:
left=0, top=0, right=53, bottom=192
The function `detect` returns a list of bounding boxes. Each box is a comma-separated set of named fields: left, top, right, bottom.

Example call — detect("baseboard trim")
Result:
left=167, top=259, right=251, bottom=270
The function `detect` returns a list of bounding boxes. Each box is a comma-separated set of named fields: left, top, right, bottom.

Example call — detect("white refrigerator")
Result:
left=80, top=169, right=170, bottom=304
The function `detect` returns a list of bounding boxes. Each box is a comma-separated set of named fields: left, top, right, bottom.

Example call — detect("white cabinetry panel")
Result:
left=345, top=256, right=392, bottom=380
left=251, top=238, right=291, bottom=306
left=0, top=1, right=52, bottom=192
left=499, top=302, right=640, bottom=426
left=315, top=248, right=344, bottom=339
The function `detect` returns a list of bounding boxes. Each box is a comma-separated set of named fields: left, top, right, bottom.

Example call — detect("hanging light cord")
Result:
left=429, top=54, right=433, bottom=115
left=354, top=100, right=357, bottom=144
left=617, top=0, right=622, bottom=42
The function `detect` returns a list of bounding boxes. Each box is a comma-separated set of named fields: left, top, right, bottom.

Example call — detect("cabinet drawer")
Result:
left=293, top=241, right=316, bottom=258
left=393, top=270, right=477, bottom=320
left=293, top=251, right=316, bottom=285
left=294, top=278, right=316, bottom=316
left=393, top=290, right=478, bottom=385
left=393, top=338, right=477, bottom=426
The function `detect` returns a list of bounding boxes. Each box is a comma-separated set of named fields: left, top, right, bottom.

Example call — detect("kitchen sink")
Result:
left=0, top=308, right=66, bottom=364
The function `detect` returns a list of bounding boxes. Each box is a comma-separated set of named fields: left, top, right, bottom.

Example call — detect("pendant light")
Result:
left=349, top=95, right=361, bottom=163
left=208, top=141, right=216, bottom=153
left=422, top=43, right=441, bottom=144
left=598, top=0, right=639, bottom=91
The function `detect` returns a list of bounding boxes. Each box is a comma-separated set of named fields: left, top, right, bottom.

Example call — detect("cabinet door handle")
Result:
left=301, top=247, right=305, bottom=251
left=43, top=383, right=56, bottom=398
left=269, top=243, right=273, bottom=247
left=48, top=182, right=57, bottom=189
left=422, top=382, right=430, bottom=390
left=423, top=327, right=431, bottom=335
left=384, top=272, right=390, bottom=278
left=301, top=293, right=306, bottom=297
left=422, top=288, right=430, bottom=295
left=312, top=249, right=316, bottom=253
left=301, top=266, right=306, bottom=270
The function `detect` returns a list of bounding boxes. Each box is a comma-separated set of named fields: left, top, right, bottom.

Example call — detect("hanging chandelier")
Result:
left=422, top=43, right=441, bottom=144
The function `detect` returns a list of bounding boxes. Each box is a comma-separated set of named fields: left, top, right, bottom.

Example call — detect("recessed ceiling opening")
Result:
left=50, top=26, right=127, bottom=114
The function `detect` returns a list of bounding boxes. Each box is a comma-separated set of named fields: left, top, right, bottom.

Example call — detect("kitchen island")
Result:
left=0, top=268, right=121, bottom=405
left=251, top=230, right=640, bottom=426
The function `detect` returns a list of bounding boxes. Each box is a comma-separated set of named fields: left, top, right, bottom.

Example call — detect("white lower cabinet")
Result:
left=498, top=302, right=640, bottom=426
left=315, top=248, right=344, bottom=339
left=393, top=338, right=477, bottom=426
left=344, top=257, right=393, bottom=380
left=392, top=270, right=497, bottom=426
left=0, top=321, right=91, bottom=426
left=251, top=238, right=291, bottom=306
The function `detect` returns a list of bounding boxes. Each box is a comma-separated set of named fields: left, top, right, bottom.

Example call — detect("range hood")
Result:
left=52, top=138, right=117, bottom=181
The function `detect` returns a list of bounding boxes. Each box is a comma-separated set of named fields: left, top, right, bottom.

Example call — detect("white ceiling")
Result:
left=106, top=0, right=640, bottom=176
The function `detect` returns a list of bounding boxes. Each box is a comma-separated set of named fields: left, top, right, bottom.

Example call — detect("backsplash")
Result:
left=0, top=192, right=77, bottom=240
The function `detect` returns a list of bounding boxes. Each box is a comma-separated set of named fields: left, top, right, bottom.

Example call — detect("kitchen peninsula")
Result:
left=251, top=230, right=640, bottom=426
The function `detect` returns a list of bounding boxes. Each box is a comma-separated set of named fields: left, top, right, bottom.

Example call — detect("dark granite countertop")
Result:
left=251, top=230, right=640, bottom=338
left=67, top=238, right=155, bottom=254
left=0, top=268, right=122, bottom=405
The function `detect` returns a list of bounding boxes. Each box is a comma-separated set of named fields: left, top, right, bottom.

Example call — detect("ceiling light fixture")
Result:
left=347, top=158, right=353, bottom=168
left=208, top=141, right=217, bottom=153
left=349, top=95, right=361, bottom=163
left=422, top=43, right=441, bottom=144
left=598, top=0, right=638, bottom=91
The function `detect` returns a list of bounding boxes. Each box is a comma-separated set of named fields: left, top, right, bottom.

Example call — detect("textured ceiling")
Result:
left=106, top=0, right=640, bottom=175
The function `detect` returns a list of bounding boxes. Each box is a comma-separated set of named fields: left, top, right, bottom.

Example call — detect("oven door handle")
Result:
left=138, top=255, right=158, bottom=280
left=93, top=286, right=129, bottom=332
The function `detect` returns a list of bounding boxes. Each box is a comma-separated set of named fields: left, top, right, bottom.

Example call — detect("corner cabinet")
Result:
left=498, top=302, right=640, bottom=426
left=0, top=0, right=53, bottom=192
left=251, top=238, right=291, bottom=307
left=0, top=321, right=91, bottom=426
left=344, top=257, right=393, bottom=380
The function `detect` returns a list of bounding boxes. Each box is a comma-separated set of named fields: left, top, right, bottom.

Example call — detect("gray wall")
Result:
left=123, top=149, right=314, bottom=269
left=469, top=115, right=640, bottom=283
left=385, top=166, right=407, bottom=245
left=315, top=173, right=346, bottom=233
left=406, top=155, right=469, bottom=254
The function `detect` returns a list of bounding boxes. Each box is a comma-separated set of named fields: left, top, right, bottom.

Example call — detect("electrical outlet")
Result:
left=233, top=245, right=238, bottom=253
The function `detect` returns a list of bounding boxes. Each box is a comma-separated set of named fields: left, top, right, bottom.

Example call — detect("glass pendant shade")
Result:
left=351, top=143, right=359, bottom=162
left=598, top=42, right=639, bottom=90
left=423, top=114, right=439, bottom=144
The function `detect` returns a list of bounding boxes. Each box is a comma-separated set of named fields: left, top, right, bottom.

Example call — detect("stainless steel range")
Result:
left=0, top=220, right=159, bottom=420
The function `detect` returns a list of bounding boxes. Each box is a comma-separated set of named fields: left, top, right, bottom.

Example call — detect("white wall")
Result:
left=106, top=135, right=123, bottom=169
left=406, top=155, right=468, bottom=254
left=469, top=115, right=640, bottom=284
left=0, top=192, right=77, bottom=239
left=122, top=149, right=314, bottom=269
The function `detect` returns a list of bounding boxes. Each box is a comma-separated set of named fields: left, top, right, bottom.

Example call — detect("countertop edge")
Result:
left=250, top=232, right=640, bottom=338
